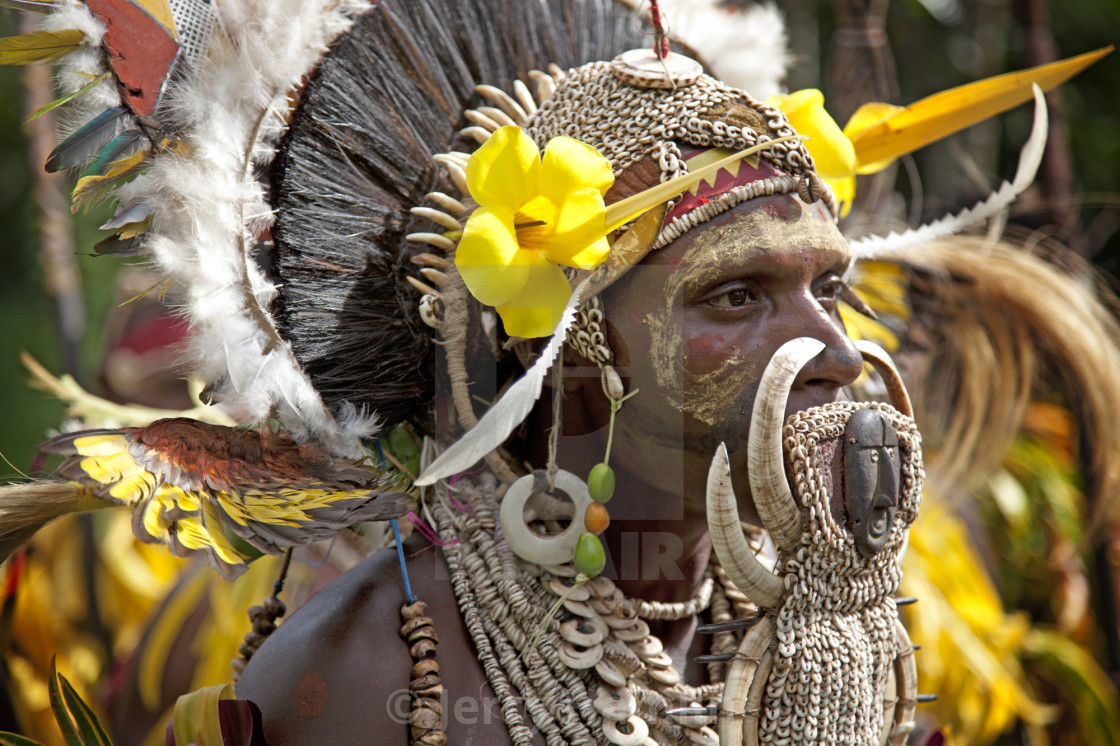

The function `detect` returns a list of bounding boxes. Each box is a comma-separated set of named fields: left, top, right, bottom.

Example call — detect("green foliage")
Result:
left=0, top=656, right=114, bottom=746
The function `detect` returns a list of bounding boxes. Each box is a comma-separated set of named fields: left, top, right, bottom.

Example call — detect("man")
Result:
left=5, top=1, right=1118, bottom=744
left=235, top=42, right=875, bottom=739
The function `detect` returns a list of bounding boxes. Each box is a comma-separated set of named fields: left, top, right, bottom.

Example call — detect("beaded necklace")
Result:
left=426, top=470, right=767, bottom=746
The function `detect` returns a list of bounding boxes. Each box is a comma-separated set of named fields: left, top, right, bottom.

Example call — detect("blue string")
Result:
left=391, top=518, right=418, bottom=604
left=372, top=439, right=388, bottom=468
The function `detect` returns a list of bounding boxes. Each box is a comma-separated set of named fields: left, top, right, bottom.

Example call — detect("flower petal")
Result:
left=542, top=188, right=609, bottom=269
left=456, top=207, right=528, bottom=307
left=495, top=259, right=572, bottom=338
left=539, top=136, right=615, bottom=205
left=562, top=236, right=611, bottom=271
left=465, top=125, right=541, bottom=211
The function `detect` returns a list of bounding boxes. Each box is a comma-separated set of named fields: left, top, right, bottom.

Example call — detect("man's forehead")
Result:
left=641, top=196, right=852, bottom=277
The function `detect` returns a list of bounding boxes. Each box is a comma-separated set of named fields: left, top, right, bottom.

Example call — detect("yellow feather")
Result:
left=80, top=450, right=142, bottom=486
left=849, top=47, right=1111, bottom=168
left=174, top=515, right=211, bottom=551
left=140, top=494, right=171, bottom=542
left=214, top=491, right=251, bottom=526
left=71, top=433, right=130, bottom=457
left=602, top=136, right=802, bottom=233
left=0, top=28, right=86, bottom=65
left=71, top=150, right=150, bottom=213
left=109, top=469, right=157, bottom=503
left=169, top=485, right=201, bottom=513
left=199, top=501, right=245, bottom=567
left=238, top=492, right=305, bottom=527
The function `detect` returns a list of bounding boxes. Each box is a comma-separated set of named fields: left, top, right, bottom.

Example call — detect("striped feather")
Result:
left=40, top=419, right=408, bottom=579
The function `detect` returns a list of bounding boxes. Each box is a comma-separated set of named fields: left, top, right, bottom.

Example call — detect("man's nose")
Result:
left=788, top=302, right=864, bottom=390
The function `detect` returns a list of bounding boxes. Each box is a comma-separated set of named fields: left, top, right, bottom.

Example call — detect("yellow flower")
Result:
left=457, top=126, right=614, bottom=338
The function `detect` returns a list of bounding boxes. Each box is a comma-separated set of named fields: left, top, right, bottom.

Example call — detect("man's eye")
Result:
left=709, top=288, right=753, bottom=308
left=815, top=278, right=847, bottom=304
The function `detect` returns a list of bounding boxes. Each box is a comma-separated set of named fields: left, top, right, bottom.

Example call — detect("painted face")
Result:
left=842, top=408, right=902, bottom=556
left=601, top=194, right=863, bottom=525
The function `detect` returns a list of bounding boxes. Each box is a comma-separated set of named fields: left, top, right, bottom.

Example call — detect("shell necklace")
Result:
left=429, top=470, right=765, bottom=746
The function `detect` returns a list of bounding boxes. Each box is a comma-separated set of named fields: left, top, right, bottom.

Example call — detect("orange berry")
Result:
left=584, top=502, right=610, bottom=534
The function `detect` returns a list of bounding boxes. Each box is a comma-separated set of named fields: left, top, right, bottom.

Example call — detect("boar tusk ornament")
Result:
left=707, top=337, right=924, bottom=746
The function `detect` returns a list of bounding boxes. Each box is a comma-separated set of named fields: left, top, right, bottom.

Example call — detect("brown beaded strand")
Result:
left=400, top=600, right=447, bottom=746
left=231, top=548, right=293, bottom=681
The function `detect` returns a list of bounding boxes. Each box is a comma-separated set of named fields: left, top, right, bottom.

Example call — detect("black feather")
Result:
left=45, top=106, right=128, bottom=172
left=92, top=232, right=144, bottom=257
left=269, top=0, right=653, bottom=433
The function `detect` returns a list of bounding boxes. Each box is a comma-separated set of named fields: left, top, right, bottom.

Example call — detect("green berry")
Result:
left=574, top=532, right=606, bottom=577
left=588, top=462, right=615, bottom=503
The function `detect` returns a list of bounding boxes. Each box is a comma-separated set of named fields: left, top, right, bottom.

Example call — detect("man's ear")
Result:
left=551, top=345, right=613, bottom=437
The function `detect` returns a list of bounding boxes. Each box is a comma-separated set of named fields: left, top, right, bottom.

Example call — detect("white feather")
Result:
left=851, top=85, right=1049, bottom=261
left=414, top=279, right=589, bottom=487
left=43, top=3, right=118, bottom=138
left=658, top=0, right=789, bottom=99
left=84, top=0, right=373, bottom=457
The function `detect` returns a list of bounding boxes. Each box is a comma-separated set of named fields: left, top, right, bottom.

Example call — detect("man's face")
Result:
left=601, top=194, right=863, bottom=525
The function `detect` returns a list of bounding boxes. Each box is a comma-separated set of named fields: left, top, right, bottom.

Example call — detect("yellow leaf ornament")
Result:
left=457, top=126, right=614, bottom=338
left=768, top=47, right=1109, bottom=217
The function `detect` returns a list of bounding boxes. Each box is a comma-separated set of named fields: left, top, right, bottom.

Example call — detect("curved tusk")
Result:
left=888, top=618, right=919, bottom=745
left=855, top=340, right=913, bottom=418
left=719, top=615, right=774, bottom=746
left=748, top=337, right=825, bottom=552
left=707, top=443, right=786, bottom=609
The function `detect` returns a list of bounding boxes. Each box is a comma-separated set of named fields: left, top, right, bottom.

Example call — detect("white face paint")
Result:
left=601, top=195, right=859, bottom=523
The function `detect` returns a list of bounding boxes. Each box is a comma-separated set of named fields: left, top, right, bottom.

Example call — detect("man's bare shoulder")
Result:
left=233, top=547, right=413, bottom=743
left=234, top=539, right=509, bottom=744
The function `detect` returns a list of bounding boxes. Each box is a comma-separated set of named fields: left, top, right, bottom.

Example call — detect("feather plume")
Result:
left=270, top=0, right=657, bottom=442
left=0, top=27, right=83, bottom=64
left=41, top=4, right=118, bottom=133
left=40, top=419, right=409, bottom=579
left=415, top=279, right=587, bottom=486
left=27, top=71, right=110, bottom=121
left=80, top=128, right=145, bottom=177
left=93, top=232, right=144, bottom=256
left=0, top=480, right=110, bottom=566
left=849, top=48, right=1109, bottom=168
left=0, top=1, right=61, bottom=13
left=105, top=0, right=376, bottom=456
left=45, top=105, right=127, bottom=172
left=851, top=86, right=1048, bottom=260
left=899, top=236, right=1120, bottom=532
left=70, top=148, right=148, bottom=211
left=651, top=0, right=788, bottom=99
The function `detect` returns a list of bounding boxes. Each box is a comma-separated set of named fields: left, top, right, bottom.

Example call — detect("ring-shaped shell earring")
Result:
left=499, top=470, right=593, bottom=565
